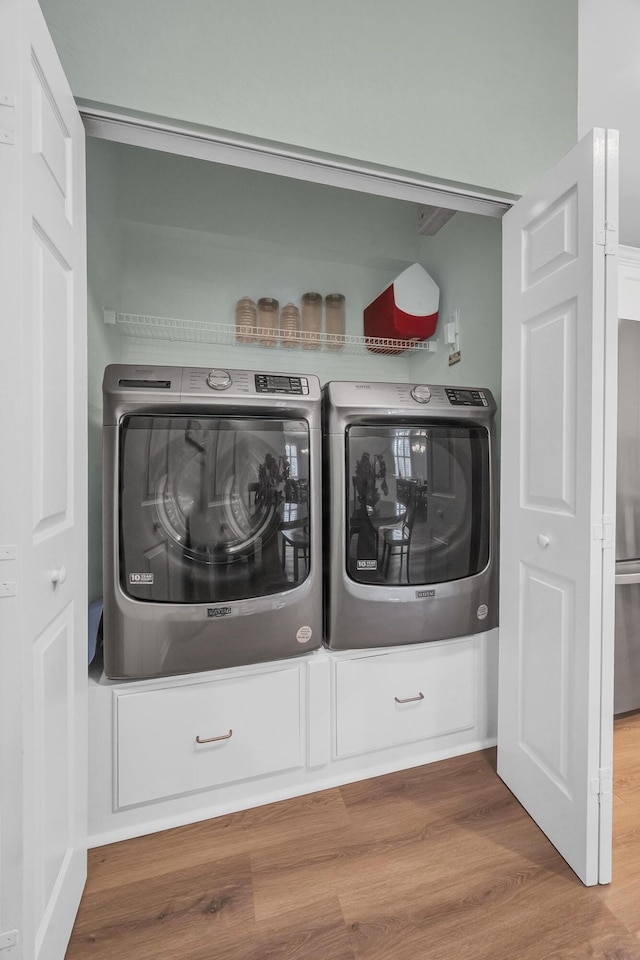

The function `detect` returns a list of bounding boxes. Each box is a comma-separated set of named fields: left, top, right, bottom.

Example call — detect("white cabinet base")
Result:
left=88, top=631, right=498, bottom=847
left=116, top=667, right=302, bottom=808
left=335, top=638, right=476, bottom=758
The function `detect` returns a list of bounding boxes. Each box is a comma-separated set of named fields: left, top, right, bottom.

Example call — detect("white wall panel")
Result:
left=520, top=565, right=574, bottom=796
left=522, top=301, right=577, bottom=513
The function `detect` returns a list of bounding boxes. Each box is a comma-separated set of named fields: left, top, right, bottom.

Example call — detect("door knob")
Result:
left=50, top=566, right=67, bottom=585
left=537, top=534, right=550, bottom=549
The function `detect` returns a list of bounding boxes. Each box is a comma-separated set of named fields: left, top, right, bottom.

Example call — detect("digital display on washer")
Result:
left=445, top=387, right=487, bottom=407
left=255, top=374, right=308, bottom=395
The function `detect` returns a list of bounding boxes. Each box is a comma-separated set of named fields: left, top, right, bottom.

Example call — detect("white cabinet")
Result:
left=88, top=637, right=497, bottom=846
left=335, top=639, right=475, bottom=758
left=116, top=666, right=302, bottom=808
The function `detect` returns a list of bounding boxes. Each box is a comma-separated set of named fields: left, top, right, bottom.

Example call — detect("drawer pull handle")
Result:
left=394, top=692, right=424, bottom=704
left=195, top=729, right=233, bottom=744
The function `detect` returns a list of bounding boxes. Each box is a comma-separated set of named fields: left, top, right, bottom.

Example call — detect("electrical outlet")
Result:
left=444, top=309, right=459, bottom=347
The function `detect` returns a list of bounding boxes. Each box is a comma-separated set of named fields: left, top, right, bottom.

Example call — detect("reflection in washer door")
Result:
left=346, top=423, right=490, bottom=586
left=120, top=415, right=311, bottom=603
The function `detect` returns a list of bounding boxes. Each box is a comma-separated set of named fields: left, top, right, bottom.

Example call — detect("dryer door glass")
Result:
left=119, top=415, right=311, bottom=602
left=346, top=423, right=491, bottom=585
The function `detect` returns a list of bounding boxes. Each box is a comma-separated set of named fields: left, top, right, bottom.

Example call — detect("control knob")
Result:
left=411, top=385, right=432, bottom=404
left=206, top=369, right=232, bottom=391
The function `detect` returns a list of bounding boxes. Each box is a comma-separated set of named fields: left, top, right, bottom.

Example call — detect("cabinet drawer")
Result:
left=335, top=640, right=474, bottom=758
left=116, top=667, right=301, bottom=807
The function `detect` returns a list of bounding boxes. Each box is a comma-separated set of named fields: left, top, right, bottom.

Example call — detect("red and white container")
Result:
left=364, top=263, right=439, bottom=354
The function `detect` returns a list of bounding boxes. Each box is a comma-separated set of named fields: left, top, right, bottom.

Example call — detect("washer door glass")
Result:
left=346, top=423, right=491, bottom=585
left=119, top=415, right=311, bottom=602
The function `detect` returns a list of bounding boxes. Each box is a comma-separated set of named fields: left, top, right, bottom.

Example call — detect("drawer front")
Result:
left=335, top=639, right=474, bottom=758
left=116, top=667, right=301, bottom=807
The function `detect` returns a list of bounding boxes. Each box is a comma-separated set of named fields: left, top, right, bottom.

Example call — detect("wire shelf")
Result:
left=104, top=312, right=438, bottom=356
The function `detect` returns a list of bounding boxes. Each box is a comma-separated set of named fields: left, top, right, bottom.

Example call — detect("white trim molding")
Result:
left=78, top=101, right=517, bottom=218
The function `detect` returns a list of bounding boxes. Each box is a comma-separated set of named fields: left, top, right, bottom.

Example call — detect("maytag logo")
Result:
left=134, top=367, right=154, bottom=374
left=208, top=607, right=232, bottom=618
left=357, top=559, right=377, bottom=570
left=355, top=384, right=371, bottom=389
left=416, top=589, right=436, bottom=599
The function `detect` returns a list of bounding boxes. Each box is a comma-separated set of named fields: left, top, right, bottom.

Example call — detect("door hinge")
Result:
left=0, top=930, right=18, bottom=952
left=596, top=222, right=617, bottom=256
left=590, top=768, right=612, bottom=803
left=0, top=92, right=16, bottom=147
left=593, top=516, right=614, bottom=548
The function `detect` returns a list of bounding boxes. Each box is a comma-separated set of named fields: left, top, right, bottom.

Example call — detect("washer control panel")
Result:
left=445, top=387, right=489, bottom=407
left=255, top=374, right=310, bottom=395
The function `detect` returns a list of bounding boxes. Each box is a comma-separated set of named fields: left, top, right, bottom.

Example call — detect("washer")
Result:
left=102, top=364, right=322, bottom=679
left=323, top=380, right=498, bottom=650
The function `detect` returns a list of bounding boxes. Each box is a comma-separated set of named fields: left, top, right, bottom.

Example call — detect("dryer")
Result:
left=103, top=364, right=322, bottom=679
left=323, top=380, right=497, bottom=650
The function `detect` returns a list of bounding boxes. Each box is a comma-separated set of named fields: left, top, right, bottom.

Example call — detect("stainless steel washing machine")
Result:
left=103, top=364, right=322, bottom=679
left=323, top=380, right=498, bottom=649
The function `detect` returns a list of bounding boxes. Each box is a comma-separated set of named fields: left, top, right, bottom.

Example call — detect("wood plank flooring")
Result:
left=66, top=712, right=640, bottom=960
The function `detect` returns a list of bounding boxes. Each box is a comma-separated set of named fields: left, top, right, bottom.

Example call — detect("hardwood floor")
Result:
left=67, top=712, right=640, bottom=960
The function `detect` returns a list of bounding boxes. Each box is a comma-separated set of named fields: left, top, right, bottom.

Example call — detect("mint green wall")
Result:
left=39, top=0, right=577, bottom=196
left=86, top=139, right=122, bottom=601
left=91, top=141, right=501, bottom=393
left=410, top=214, right=502, bottom=411
left=109, top=143, right=417, bottom=381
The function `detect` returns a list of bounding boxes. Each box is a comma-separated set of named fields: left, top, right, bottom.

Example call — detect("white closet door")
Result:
left=0, top=0, right=88, bottom=957
left=498, top=128, right=618, bottom=886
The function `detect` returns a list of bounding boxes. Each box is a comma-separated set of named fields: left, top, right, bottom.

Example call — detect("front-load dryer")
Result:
left=323, top=380, right=497, bottom=650
left=103, top=364, right=322, bottom=679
